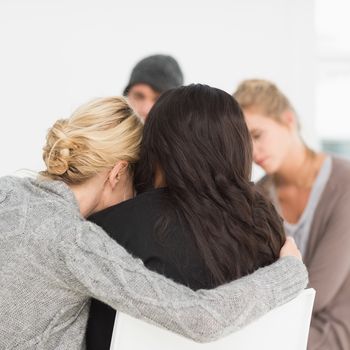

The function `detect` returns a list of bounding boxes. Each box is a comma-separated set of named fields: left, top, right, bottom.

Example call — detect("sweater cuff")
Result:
left=252, top=256, right=309, bottom=308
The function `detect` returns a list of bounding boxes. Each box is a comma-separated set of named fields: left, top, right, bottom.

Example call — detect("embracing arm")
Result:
left=61, top=221, right=308, bottom=343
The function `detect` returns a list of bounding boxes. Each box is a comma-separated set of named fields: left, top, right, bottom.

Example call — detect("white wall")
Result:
left=315, top=0, right=350, bottom=141
left=0, top=0, right=315, bottom=177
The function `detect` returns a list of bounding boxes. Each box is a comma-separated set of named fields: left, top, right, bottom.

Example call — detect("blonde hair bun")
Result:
left=43, top=119, right=74, bottom=176
left=41, top=97, right=143, bottom=184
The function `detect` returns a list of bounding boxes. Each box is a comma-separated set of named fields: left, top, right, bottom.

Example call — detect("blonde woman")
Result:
left=234, top=79, right=350, bottom=350
left=0, top=96, right=306, bottom=350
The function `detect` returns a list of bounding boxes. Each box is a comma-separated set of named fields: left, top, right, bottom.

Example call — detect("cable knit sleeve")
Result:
left=60, top=220, right=308, bottom=343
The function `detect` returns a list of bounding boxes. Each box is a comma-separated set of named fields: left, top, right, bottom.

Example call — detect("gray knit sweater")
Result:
left=0, top=176, right=308, bottom=350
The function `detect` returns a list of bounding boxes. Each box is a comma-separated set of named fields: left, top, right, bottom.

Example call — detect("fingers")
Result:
left=280, top=236, right=302, bottom=261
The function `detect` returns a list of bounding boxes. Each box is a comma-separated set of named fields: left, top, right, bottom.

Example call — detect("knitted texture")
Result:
left=123, top=54, right=184, bottom=95
left=0, top=176, right=308, bottom=349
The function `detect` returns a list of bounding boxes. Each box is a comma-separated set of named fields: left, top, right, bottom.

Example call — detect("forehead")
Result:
left=128, top=84, right=160, bottom=99
left=243, top=109, right=280, bottom=130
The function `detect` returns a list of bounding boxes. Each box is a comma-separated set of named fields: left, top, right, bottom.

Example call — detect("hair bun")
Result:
left=47, top=154, right=69, bottom=175
left=43, top=119, right=72, bottom=176
left=40, top=96, right=143, bottom=185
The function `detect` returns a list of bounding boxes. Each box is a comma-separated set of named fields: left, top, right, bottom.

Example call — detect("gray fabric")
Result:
left=269, top=157, right=332, bottom=256
left=123, top=54, right=184, bottom=95
left=0, top=176, right=308, bottom=350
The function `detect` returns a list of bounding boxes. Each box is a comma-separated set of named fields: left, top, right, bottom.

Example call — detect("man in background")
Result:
left=123, top=54, right=184, bottom=120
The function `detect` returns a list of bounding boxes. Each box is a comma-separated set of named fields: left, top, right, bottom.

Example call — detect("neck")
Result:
left=97, top=175, right=135, bottom=211
left=69, top=176, right=105, bottom=218
left=69, top=171, right=134, bottom=217
left=274, top=142, right=322, bottom=188
left=154, top=164, right=167, bottom=188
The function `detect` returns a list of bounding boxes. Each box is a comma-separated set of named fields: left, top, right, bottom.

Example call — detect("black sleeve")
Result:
left=85, top=299, right=116, bottom=350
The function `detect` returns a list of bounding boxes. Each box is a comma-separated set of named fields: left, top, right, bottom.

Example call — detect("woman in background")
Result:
left=86, top=84, right=298, bottom=349
left=234, top=79, right=350, bottom=350
left=0, top=95, right=306, bottom=350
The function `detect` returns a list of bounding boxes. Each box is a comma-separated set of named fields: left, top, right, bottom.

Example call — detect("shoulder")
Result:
left=88, top=189, right=199, bottom=274
left=326, top=156, right=350, bottom=195
left=90, top=188, right=167, bottom=226
left=310, top=157, right=350, bottom=246
left=314, top=156, right=350, bottom=223
left=330, top=156, right=350, bottom=179
left=0, top=175, right=26, bottom=193
left=0, top=176, right=34, bottom=212
left=88, top=189, right=169, bottom=259
left=100, top=188, right=166, bottom=211
left=0, top=175, right=83, bottom=240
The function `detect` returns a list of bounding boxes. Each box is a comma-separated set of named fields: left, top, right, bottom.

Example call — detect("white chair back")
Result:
left=110, top=288, right=315, bottom=350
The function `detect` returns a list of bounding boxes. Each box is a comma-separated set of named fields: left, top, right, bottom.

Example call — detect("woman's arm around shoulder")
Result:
left=59, top=220, right=308, bottom=343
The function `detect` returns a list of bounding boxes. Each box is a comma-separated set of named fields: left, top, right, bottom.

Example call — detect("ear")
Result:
left=281, top=110, right=298, bottom=130
left=107, top=160, right=129, bottom=189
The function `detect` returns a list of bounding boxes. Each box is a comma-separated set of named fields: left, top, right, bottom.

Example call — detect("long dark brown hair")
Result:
left=135, top=84, right=285, bottom=285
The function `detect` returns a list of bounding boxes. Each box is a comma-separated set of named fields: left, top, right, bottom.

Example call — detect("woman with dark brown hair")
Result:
left=86, top=84, right=303, bottom=349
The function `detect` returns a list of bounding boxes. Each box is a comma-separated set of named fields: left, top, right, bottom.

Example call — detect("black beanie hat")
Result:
left=123, top=54, right=184, bottom=95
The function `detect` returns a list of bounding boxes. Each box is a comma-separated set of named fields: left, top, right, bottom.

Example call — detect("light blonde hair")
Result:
left=41, top=96, right=143, bottom=185
left=233, top=79, right=294, bottom=123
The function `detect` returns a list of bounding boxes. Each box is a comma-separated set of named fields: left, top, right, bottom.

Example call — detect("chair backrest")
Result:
left=110, top=288, right=315, bottom=350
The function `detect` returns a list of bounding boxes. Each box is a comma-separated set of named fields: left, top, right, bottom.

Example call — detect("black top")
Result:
left=85, top=188, right=214, bottom=350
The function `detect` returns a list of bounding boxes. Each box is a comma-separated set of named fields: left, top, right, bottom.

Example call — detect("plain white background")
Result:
left=316, top=0, right=350, bottom=141
left=0, top=0, right=315, bottom=176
